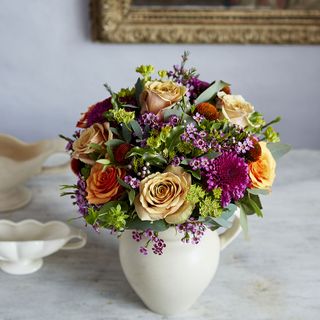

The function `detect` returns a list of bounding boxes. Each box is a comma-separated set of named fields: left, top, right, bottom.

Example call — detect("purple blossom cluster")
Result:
left=124, top=175, right=140, bottom=189
left=132, top=229, right=167, bottom=255
left=171, top=155, right=185, bottom=167
left=138, top=112, right=161, bottom=130
left=193, top=112, right=205, bottom=124
left=235, top=137, right=254, bottom=154
left=181, top=123, right=209, bottom=152
left=176, top=218, right=207, bottom=244
left=201, top=152, right=250, bottom=207
left=72, top=175, right=89, bottom=216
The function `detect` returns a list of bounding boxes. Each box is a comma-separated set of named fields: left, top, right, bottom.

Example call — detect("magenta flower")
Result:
left=202, top=152, right=249, bottom=207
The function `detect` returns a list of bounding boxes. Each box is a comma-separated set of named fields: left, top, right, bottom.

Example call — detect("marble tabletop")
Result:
left=0, top=150, right=319, bottom=320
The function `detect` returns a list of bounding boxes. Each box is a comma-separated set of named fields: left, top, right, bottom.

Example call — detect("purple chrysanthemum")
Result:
left=202, top=153, right=250, bottom=207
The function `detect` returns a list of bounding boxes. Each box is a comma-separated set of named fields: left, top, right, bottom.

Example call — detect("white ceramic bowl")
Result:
left=0, top=220, right=87, bottom=275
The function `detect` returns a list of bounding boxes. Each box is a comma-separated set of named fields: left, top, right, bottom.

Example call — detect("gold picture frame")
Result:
left=90, top=0, right=320, bottom=44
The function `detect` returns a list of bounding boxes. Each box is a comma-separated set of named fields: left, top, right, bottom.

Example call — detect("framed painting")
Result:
left=90, top=0, right=320, bottom=44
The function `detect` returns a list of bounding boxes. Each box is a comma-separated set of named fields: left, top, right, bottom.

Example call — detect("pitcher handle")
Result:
left=61, top=228, right=87, bottom=250
left=41, top=138, right=70, bottom=174
left=219, top=208, right=241, bottom=251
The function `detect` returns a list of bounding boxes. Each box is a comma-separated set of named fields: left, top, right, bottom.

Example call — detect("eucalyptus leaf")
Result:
left=240, top=205, right=249, bottom=237
left=163, top=108, right=184, bottom=121
left=128, top=189, right=136, bottom=206
left=248, top=198, right=264, bottom=217
left=129, top=120, right=143, bottom=139
left=134, top=78, right=144, bottom=104
left=126, top=218, right=169, bottom=232
left=105, top=139, right=125, bottom=148
left=248, top=188, right=270, bottom=196
left=221, top=203, right=238, bottom=220
left=267, top=143, right=291, bottom=160
left=201, top=151, right=220, bottom=159
left=166, top=126, right=185, bottom=152
left=110, top=127, right=121, bottom=136
left=195, top=80, right=230, bottom=104
left=117, top=177, right=132, bottom=190
left=122, top=125, right=132, bottom=143
left=106, top=145, right=114, bottom=162
left=211, top=216, right=232, bottom=228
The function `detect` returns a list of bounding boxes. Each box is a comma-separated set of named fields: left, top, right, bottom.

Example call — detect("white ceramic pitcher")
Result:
left=119, top=209, right=241, bottom=315
left=0, top=134, right=69, bottom=212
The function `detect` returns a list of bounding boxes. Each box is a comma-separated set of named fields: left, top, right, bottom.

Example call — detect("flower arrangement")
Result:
left=61, top=52, right=290, bottom=255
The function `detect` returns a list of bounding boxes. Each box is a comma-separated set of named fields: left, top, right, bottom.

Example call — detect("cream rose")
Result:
left=72, top=122, right=113, bottom=165
left=218, top=91, right=254, bottom=128
left=134, top=165, right=193, bottom=224
left=140, top=80, right=186, bottom=119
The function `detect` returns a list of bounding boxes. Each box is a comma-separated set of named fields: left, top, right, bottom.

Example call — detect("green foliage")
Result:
left=158, top=70, right=167, bottom=78
left=126, top=217, right=169, bottom=232
left=107, top=109, right=135, bottom=125
left=186, top=184, right=206, bottom=205
left=81, top=165, right=91, bottom=180
left=237, top=192, right=263, bottom=217
left=199, top=188, right=223, bottom=218
left=248, top=112, right=266, bottom=128
left=267, top=142, right=291, bottom=160
left=264, top=126, right=280, bottom=143
left=195, top=80, right=230, bottom=104
left=85, top=202, right=129, bottom=231
left=136, top=65, right=155, bottom=80
left=117, top=87, right=134, bottom=98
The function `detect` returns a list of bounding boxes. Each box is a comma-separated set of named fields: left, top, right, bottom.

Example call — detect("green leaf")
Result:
left=201, top=151, right=220, bottom=159
left=195, top=80, right=230, bottom=104
left=187, top=169, right=201, bottom=180
left=98, top=201, right=124, bottom=215
left=163, top=107, right=184, bottom=121
left=110, top=127, right=121, bottom=136
left=248, top=188, right=270, bottom=196
left=248, top=197, right=264, bottom=218
left=105, top=139, right=125, bottom=148
left=221, top=203, right=238, bottom=220
left=134, top=78, right=144, bottom=104
left=96, top=159, right=111, bottom=165
left=122, top=125, right=132, bottom=143
left=127, top=146, right=145, bottom=158
left=166, top=126, right=185, bottom=152
left=106, top=144, right=114, bottom=162
left=129, top=120, right=143, bottom=139
left=267, top=143, right=291, bottom=160
left=117, top=177, right=132, bottom=190
left=126, top=218, right=169, bottom=232
left=239, top=205, right=249, bottom=237
left=128, top=189, right=136, bottom=206
left=210, top=216, right=232, bottom=228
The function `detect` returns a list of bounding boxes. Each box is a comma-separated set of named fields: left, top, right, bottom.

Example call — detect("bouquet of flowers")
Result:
left=61, top=52, right=290, bottom=255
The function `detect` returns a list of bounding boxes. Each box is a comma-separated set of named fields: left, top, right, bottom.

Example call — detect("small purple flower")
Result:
left=193, top=112, right=205, bottom=124
left=124, top=175, right=140, bottom=189
left=189, top=158, right=201, bottom=170
left=167, top=115, right=180, bottom=126
left=176, top=220, right=206, bottom=245
left=139, top=247, right=148, bottom=256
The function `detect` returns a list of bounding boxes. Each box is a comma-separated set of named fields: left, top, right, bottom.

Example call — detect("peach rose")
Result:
left=217, top=91, right=254, bottom=128
left=86, top=163, right=125, bottom=205
left=134, top=165, right=193, bottom=224
left=72, top=122, right=113, bottom=165
left=249, top=142, right=276, bottom=190
left=140, top=80, right=186, bottom=119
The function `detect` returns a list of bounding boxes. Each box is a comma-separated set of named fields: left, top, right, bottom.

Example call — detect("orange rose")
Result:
left=249, top=142, right=276, bottom=190
left=86, top=163, right=126, bottom=205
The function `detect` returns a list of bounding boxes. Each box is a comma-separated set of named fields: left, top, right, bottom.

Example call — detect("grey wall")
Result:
left=0, top=0, right=319, bottom=149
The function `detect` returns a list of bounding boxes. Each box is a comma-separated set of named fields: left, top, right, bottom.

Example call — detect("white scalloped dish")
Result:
left=0, top=220, right=87, bottom=275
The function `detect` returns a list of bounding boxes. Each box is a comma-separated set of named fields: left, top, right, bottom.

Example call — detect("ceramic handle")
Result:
left=41, top=138, right=70, bottom=174
left=61, top=229, right=87, bottom=250
left=219, top=209, right=241, bottom=251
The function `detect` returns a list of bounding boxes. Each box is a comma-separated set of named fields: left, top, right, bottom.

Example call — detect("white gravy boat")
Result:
left=0, top=220, right=87, bottom=275
left=0, top=134, right=69, bottom=212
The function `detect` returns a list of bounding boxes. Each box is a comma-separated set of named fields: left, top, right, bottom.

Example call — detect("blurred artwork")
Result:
left=132, top=0, right=320, bottom=9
